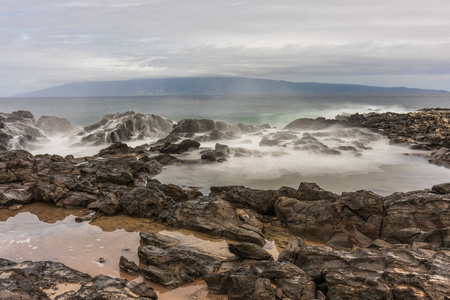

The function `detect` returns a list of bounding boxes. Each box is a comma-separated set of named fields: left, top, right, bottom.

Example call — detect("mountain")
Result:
left=15, top=77, right=448, bottom=97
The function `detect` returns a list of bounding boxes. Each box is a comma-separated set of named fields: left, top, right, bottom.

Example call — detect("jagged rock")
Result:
left=0, top=184, right=33, bottom=208
left=172, top=119, right=215, bottom=133
left=119, top=256, right=140, bottom=276
left=210, top=183, right=338, bottom=216
left=119, top=187, right=171, bottom=218
left=348, top=110, right=450, bottom=151
left=285, top=117, right=346, bottom=130
left=78, top=111, right=172, bottom=146
left=95, top=142, right=142, bottom=157
left=36, top=115, right=78, bottom=136
left=56, top=275, right=157, bottom=299
left=88, top=192, right=121, bottom=215
left=275, top=189, right=384, bottom=248
left=33, top=154, right=74, bottom=175
left=0, top=150, right=35, bottom=183
left=428, top=148, right=450, bottom=168
left=152, top=153, right=183, bottom=165
left=381, top=190, right=450, bottom=244
left=254, top=278, right=276, bottom=300
left=158, top=197, right=266, bottom=246
left=200, top=149, right=228, bottom=162
left=0, top=258, right=90, bottom=299
left=139, top=232, right=181, bottom=249
left=228, top=242, right=274, bottom=260
left=138, top=245, right=224, bottom=288
left=156, top=139, right=201, bottom=154
left=432, top=182, right=450, bottom=194
left=278, top=238, right=450, bottom=300
left=204, top=260, right=316, bottom=300
left=0, top=111, right=48, bottom=151
left=159, top=183, right=202, bottom=202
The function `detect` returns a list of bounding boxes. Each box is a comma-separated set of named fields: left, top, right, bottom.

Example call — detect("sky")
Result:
left=1, top=0, right=450, bottom=96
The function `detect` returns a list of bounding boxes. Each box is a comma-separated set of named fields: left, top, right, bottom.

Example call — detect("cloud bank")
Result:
left=1, top=0, right=450, bottom=96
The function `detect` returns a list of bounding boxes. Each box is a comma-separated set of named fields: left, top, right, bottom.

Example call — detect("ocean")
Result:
left=1, top=93, right=450, bottom=195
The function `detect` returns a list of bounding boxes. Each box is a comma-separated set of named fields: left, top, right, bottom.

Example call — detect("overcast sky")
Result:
left=1, top=0, right=450, bottom=96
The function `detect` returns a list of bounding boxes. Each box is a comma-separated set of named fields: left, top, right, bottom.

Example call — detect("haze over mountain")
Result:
left=16, top=77, right=448, bottom=97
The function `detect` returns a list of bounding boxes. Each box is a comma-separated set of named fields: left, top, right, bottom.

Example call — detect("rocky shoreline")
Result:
left=1, top=109, right=450, bottom=299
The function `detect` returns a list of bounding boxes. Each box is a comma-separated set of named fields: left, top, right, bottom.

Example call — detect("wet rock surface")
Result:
left=2, top=111, right=450, bottom=299
left=204, top=260, right=316, bottom=300
left=158, top=197, right=266, bottom=246
left=0, top=110, right=48, bottom=151
left=279, top=237, right=450, bottom=300
left=77, top=111, right=173, bottom=146
left=0, top=258, right=157, bottom=299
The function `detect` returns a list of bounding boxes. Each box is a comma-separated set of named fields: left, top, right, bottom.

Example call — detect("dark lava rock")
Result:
left=284, top=117, right=346, bottom=130
left=275, top=189, right=384, bottom=248
left=348, top=110, right=450, bottom=151
left=79, top=111, right=172, bottom=146
left=152, top=153, right=183, bottom=165
left=432, top=182, right=450, bottom=194
left=95, top=142, right=141, bottom=158
left=210, top=183, right=338, bottom=217
left=200, top=149, right=228, bottom=162
left=204, top=260, right=316, bottom=300
left=0, top=184, right=33, bottom=208
left=278, top=237, right=450, bottom=300
left=159, top=183, right=202, bottom=202
left=56, top=275, right=157, bottom=299
left=119, top=187, right=171, bottom=218
left=0, top=258, right=90, bottom=300
left=138, top=245, right=224, bottom=288
left=228, top=242, right=274, bottom=260
left=119, top=256, right=140, bottom=276
left=0, top=150, right=35, bottom=184
left=172, top=119, right=215, bottom=133
left=158, top=197, right=266, bottom=246
left=0, top=111, right=48, bottom=151
left=0, top=258, right=157, bottom=299
left=428, top=148, right=450, bottom=168
left=139, top=232, right=181, bottom=249
left=381, top=190, right=450, bottom=244
left=157, top=139, right=201, bottom=154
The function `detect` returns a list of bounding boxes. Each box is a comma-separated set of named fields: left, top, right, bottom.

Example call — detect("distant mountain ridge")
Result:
left=16, top=77, right=448, bottom=97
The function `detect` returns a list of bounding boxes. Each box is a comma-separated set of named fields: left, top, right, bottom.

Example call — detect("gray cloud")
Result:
left=1, top=0, right=450, bottom=96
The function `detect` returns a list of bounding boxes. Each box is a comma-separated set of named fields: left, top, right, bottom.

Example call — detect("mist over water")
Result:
left=1, top=93, right=450, bottom=195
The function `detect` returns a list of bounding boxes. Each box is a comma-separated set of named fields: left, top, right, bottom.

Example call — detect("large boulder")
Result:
left=279, top=238, right=450, bottom=300
left=228, top=242, right=274, bottom=261
left=381, top=190, right=450, bottom=244
left=275, top=189, right=384, bottom=248
left=284, top=117, right=346, bottom=130
left=0, top=259, right=156, bottom=299
left=77, top=111, right=173, bottom=146
left=204, top=260, right=316, bottom=300
left=0, top=111, right=48, bottom=151
left=138, top=244, right=224, bottom=288
left=158, top=197, right=266, bottom=246
left=210, top=183, right=338, bottom=216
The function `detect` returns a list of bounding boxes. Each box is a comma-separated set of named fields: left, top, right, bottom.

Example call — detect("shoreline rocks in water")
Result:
left=0, top=258, right=157, bottom=299
left=1, top=108, right=450, bottom=299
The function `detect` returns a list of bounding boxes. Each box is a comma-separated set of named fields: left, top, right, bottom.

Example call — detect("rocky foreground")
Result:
left=1, top=109, right=450, bottom=299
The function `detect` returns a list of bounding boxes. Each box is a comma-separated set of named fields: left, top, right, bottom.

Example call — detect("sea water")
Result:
left=1, top=93, right=450, bottom=195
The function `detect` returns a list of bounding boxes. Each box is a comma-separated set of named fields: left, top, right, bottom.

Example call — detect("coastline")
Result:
left=1, top=109, right=450, bottom=299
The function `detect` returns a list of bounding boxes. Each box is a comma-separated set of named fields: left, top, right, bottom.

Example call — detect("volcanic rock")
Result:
left=158, top=197, right=266, bottom=246
left=138, top=244, right=224, bottom=288
left=278, top=237, right=450, bottom=299
left=228, top=242, right=274, bottom=260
